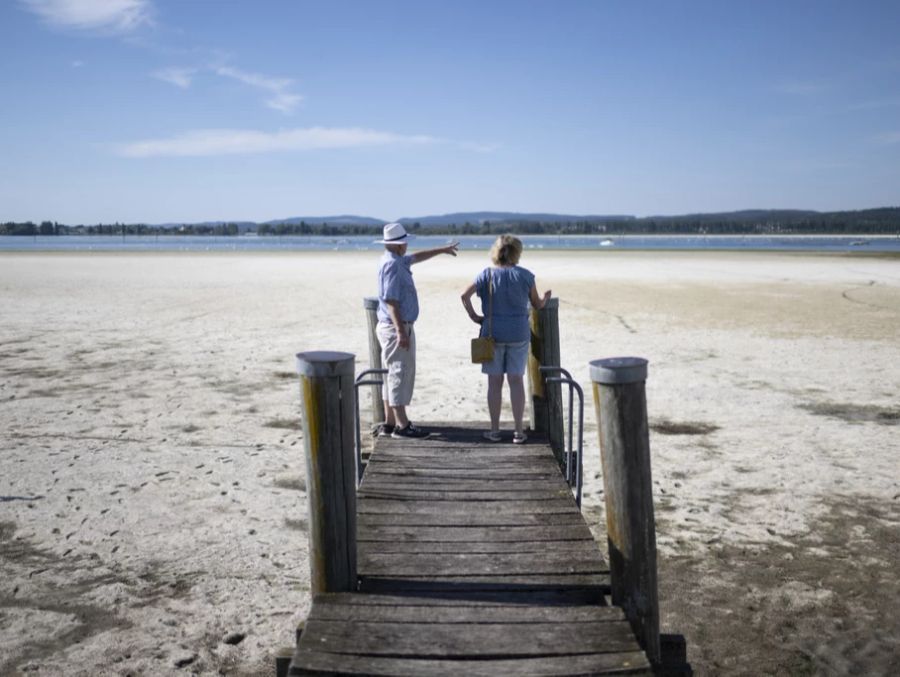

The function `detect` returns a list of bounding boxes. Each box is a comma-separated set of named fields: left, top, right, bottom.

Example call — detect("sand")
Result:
left=1, top=249, right=898, bottom=676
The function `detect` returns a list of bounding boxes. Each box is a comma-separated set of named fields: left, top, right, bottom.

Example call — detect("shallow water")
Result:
left=2, top=233, right=900, bottom=253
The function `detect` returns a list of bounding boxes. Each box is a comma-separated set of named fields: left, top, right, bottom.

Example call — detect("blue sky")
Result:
left=1, top=0, right=899, bottom=224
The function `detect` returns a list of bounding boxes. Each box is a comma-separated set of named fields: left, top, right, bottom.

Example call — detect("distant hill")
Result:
left=6, top=207, right=898, bottom=236
left=398, top=212, right=635, bottom=227
left=129, top=208, right=900, bottom=232
left=630, top=207, right=900, bottom=233
left=646, top=209, right=820, bottom=222
left=263, top=215, right=384, bottom=227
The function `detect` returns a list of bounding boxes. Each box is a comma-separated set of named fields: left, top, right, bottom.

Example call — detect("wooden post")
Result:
left=590, top=356, right=660, bottom=664
left=527, top=297, right=564, bottom=465
left=363, top=297, right=385, bottom=425
left=295, top=350, right=357, bottom=594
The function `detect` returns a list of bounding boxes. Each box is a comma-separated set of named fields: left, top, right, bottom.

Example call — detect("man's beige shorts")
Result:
left=376, top=321, right=416, bottom=407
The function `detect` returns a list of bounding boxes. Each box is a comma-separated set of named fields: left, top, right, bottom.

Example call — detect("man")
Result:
left=375, top=222, right=459, bottom=438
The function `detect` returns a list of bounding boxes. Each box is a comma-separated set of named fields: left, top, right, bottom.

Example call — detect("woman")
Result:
left=461, top=234, right=551, bottom=443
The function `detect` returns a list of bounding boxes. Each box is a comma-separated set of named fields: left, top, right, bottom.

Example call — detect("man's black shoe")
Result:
left=391, top=424, right=429, bottom=439
left=373, top=422, right=395, bottom=437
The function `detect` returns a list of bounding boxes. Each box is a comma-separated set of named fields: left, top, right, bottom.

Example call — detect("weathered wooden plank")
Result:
left=359, top=575, right=610, bottom=592
left=321, top=588, right=608, bottom=605
left=367, top=450, right=550, bottom=462
left=359, top=540, right=603, bottom=555
left=363, top=466, right=559, bottom=478
left=358, top=498, right=580, bottom=515
left=362, top=463, right=558, bottom=477
left=310, top=592, right=608, bottom=608
left=365, top=455, right=559, bottom=468
left=360, top=484, right=571, bottom=496
left=359, top=552, right=607, bottom=576
left=361, top=477, right=568, bottom=491
left=310, top=603, right=620, bottom=624
left=358, top=489, right=573, bottom=502
left=359, top=510, right=586, bottom=527
left=290, top=649, right=651, bottom=676
left=376, top=448, right=541, bottom=457
left=310, top=595, right=625, bottom=623
left=372, top=440, right=546, bottom=460
left=298, top=619, right=641, bottom=656
left=373, top=425, right=549, bottom=445
left=358, top=481, right=566, bottom=493
left=362, top=470, right=562, bottom=482
left=358, top=524, right=594, bottom=543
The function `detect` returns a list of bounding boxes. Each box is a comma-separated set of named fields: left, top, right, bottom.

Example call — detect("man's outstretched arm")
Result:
left=410, top=241, right=459, bottom=264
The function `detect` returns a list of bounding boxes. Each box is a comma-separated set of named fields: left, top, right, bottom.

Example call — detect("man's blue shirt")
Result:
left=377, top=251, right=419, bottom=323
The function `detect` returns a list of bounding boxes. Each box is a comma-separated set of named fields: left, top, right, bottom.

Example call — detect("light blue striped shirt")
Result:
left=377, top=251, right=419, bottom=323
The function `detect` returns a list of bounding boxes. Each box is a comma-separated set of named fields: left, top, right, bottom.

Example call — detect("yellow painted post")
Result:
left=296, top=350, right=357, bottom=594
left=528, top=297, right=564, bottom=465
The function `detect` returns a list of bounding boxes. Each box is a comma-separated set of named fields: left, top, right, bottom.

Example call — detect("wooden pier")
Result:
left=288, top=424, right=653, bottom=675
left=284, top=301, right=691, bottom=675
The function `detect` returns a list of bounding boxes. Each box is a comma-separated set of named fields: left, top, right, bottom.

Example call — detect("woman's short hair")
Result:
left=490, top=234, right=523, bottom=266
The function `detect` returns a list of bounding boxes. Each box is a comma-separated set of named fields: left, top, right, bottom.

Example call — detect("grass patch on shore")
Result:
left=264, top=418, right=300, bottom=430
left=651, top=419, right=720, bottom=435
left=800, top=402, right=899, bottom=425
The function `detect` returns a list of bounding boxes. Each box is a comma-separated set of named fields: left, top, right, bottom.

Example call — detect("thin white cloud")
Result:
left=23, top=3, right=302, bottom=116
left=873, top=131, right=900, bottom=145
left=21, top=0, right=153, bottom=34
left=151, top=63, right=303, bottom=110
left=71, top=59, right=84, bottom=68
left=117, top=127, right=441, bottom=158
left=267, top=92, right=304, bottom=114
left=215, top=66, right=303, bottom=114
left=152, top=67, right=195, bottom=89
left=215, top=66, right=289, bottom=92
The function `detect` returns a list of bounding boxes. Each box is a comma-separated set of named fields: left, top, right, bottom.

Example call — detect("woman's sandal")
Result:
left=482, top=430, right=502, bottom=442
left=512, top=431, right=528, bottom=445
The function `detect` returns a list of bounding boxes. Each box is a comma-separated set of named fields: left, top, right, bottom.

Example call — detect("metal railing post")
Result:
left=354, top=369, right=387, bottom=485
left=540, top=366, right=584, bottom=507
left=540, top=366, right=575, bottom=483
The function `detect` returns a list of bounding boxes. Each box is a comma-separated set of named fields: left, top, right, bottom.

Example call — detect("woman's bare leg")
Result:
left=508, top=374, right=526, bottom=434
left=487, top=374, right=504, bottom=431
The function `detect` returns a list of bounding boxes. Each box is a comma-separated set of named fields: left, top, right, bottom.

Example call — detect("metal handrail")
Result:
left=540, top=366, right=584, bottom=508
left=354, top=368, right=387, bottom=485
left=539, top=366, right=575, bottom=483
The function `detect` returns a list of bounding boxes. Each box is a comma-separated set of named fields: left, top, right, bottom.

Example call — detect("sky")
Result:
left=1, top=0, right=899, bottom=224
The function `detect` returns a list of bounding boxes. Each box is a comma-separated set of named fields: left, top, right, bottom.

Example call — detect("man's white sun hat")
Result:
left=374, top=222, right=414, bottom=244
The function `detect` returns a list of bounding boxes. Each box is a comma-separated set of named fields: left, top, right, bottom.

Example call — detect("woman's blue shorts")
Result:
left=481, top=340, right=529, bottom=375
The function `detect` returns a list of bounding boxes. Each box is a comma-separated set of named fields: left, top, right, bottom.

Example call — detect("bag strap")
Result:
left=486, top=268, right=493, bottom=338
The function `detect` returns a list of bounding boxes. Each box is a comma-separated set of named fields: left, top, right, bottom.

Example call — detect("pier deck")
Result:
left=289, top=423, right=652, bottom=675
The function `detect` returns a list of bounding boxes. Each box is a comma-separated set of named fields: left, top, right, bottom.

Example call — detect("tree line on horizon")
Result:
left=3, top=207, right=899, bottom=237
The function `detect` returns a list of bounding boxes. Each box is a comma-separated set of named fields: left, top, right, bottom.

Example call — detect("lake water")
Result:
left=2, top=234, right=899, bottom=253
